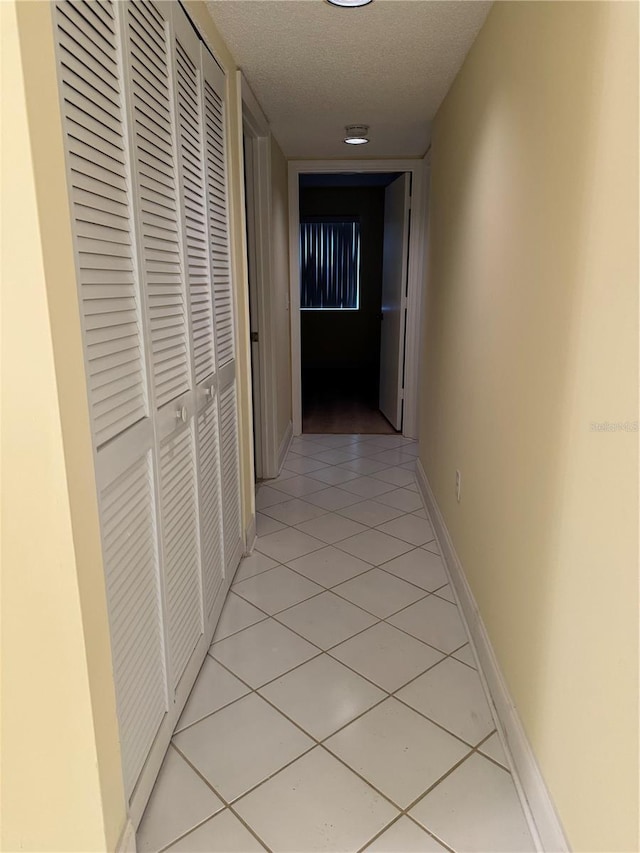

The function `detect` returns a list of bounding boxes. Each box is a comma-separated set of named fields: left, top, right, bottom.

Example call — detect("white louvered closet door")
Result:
left=53, top=0, right=168, bottom=800
left=172, top=8, right=225, bottom=624
left=123, top=0, right=204, bottom=700
left=202, top=48, right=243, bottom=575
left=54, top=0, right=239, bottom=820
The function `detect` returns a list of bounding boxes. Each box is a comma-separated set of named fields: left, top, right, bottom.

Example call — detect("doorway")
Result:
left=243, top=128, right=263, bottom=474
left=299, top=173, right=401, bottom=434
left=240, top=73, right=282, bottom=480
left=289, top=160, right=426, bottom=439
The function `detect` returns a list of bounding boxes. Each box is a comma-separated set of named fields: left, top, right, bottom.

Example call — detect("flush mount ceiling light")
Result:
left=344, top=125, right=370, bottom=145
left=327, top=0, right=373, bottom=7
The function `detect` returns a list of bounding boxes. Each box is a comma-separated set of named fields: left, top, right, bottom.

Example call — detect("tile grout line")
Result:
left=189, top=647, right=432, bottom=819
left=223, top=575, right=453, bottom=666
left=402, top=812, right=458, bottom=853
left=251, top=507, right=461, bottom=656
left=264, top=448, right=419, bottom=494
left=258, top=487, right=419, bottom=530
left=200, top=616, right=499, bottom=766
left=232, top=566, right=431, bottom=624
left=160, top=441, right=514, bottom=851
left=354, top=813, right=408, bottom=853
left=211, top=580, right=481, bottom=853
left=166, top=741, right=275, bottom=853
left=173, top=680, right=405, bottom=825
left=222, top=574, right=476, bottom=715
left=259, top=455, right=413, bottom=504
left=240, top=533, right=444, bottom=619
left=190, top=605, right=488, bottom=765
left=355, top=809, right=458, bottom=853
left=242, top=534, right=448, bottom=603
left=230, top=555, right=417, bottom=625
left=218, top=566, right=477, bottom=692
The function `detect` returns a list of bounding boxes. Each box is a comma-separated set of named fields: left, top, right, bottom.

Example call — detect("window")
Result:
left=300, top=218, right=361, bottom=310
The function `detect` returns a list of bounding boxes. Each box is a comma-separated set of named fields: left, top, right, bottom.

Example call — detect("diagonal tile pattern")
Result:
left=275, top=590, right=377, bottom=649
left=333, top=567, right=426, bottom=618
left=410, top=753, right=535, bottom=852
left=138, top=435, right=535, bottom=853
left=136, top=747, right=224, bottom=853
left=285, top=545, right=372, bottom=588
left=232, top=564, right=323, bottom=614
left=259, top=654, right=385, bottom=739
left=325, top=697, right=469, bottom=808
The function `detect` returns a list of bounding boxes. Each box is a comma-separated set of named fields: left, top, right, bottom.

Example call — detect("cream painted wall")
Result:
left=271, top=136, right=293, bottom=447
left=419, top=3, right=639, bottom=851
left=1, top=2, right=126, bottom=850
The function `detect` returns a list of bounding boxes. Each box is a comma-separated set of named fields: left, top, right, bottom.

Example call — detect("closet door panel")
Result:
left=101, top=453, right=167, bottom=797
left=202, top=65, right=235, bottom=369
left=55, top=0, right=147, bottom=447
left=125, top=0, right=206, bottom=699
left=218, top=375, right=243, bottom=572
left=174, top=33, right=216, bottom=386
left=55, top=0, right=168, bottom=804
left=197, top=400, right=225, bottom=617
left=125, top=0, right=190, bottom=411
left=159, top=424, right=203, bottom=690
left=172, top=9, right=226, bottom=625
left=202, top=50, right=243, bottom=573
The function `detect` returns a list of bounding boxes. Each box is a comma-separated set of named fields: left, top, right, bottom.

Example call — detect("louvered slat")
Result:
left=56, top=0, right=147, bottom=446
left=218, top=382, right=242, bottom=570
left=203, top=79, right=234, bottom=367
left=125, top=0, right=190, bottom=408
left=174, top=39, right=216, bottom=385
left=159, top=426, right=202, bottom=687
left=101, top=453, right=167, bottom=797
left=197, top=400, right=224, bottom=616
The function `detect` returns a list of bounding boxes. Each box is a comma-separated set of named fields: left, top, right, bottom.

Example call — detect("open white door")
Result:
left=379, top=173, right=411, bottom=430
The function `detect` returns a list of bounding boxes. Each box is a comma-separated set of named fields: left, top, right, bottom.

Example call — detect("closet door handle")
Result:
left=176, top=406, right=188, bottom=423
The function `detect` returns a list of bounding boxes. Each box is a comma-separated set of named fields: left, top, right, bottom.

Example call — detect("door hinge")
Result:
left=250, top=331, right=259, bottom=343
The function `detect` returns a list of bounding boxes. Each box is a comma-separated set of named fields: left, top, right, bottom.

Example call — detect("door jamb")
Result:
left=288, top=158, right=426, bottom=438
left=242, top=129, right=263, bottom=478
left=240, top=73, right=280, bottom=477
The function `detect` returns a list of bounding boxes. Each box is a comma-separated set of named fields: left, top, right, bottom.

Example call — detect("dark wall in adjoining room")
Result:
left=299, top=186, right=385, bottom=402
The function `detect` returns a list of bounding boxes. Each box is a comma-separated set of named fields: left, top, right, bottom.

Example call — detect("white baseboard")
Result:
left=244, top=513, right=256, bottom=555
left=277, top=420, right=293, bottom=475
left=415, top=459, right=570, bottom=853
left=116, top=819, right=137, bottom=853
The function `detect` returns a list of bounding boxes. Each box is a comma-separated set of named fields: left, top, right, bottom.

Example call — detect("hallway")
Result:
left=4, top=1, right=638, bottom=851
left=137, top=434, right=534, bottom=852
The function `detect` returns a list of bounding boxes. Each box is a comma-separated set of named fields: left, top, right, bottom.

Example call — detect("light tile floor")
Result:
left=137, top=434, right=536, bottom=853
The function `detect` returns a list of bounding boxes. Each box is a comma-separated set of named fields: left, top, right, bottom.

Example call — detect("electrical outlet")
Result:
left=455, top=469, right=461, bottom=503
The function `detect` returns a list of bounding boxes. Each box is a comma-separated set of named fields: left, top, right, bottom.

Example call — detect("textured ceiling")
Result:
left=205, top=0, right=492, bottom=158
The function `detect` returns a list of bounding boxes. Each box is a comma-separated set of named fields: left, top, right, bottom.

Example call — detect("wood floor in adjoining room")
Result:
left=303, top=397, right=396, bottom=435
left=302, top=370, right=397, bottom=435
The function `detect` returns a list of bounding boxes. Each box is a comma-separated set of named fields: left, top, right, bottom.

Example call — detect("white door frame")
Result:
left=240, top=73, right=280, bottom=477
left=288, top=158, right=427, bottom=438
left=379, top=172, right=411, bottom=432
